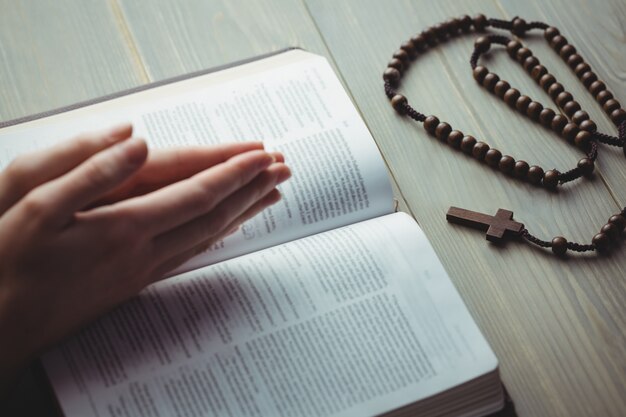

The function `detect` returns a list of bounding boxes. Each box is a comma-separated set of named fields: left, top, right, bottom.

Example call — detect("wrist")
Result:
left=0, top=277, right=32, bottom=395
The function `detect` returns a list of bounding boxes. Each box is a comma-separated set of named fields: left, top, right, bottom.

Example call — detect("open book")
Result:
left=0, top=49, right=504, bottom=417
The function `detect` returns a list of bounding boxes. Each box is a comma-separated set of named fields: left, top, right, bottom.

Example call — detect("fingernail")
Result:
left=258, top=153, right=274, bottom=169
left=107, top=122, right=133, bottom=138
left=277, top=166, right=291, bottom=183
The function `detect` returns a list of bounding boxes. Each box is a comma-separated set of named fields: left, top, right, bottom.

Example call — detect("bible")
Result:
left=0, top=49, right=505, bottom=417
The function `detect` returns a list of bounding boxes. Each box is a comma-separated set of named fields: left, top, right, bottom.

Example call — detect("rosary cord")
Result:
left=383, top=14, right=626, bottom=255
left=558, top=141, right=598, bottom=184
left=593, top=121, right=626, bottom=146
left=488, top=17, right=548, bottom=32
left=520, top=228, right=596, bottom=252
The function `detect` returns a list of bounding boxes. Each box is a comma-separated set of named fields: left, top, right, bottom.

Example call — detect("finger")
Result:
left=0, top=123, right=133, bottom=214
left=150, top=188, right=283, bottom=281
left=151, top=163, right=290, bottom=260
left=112, top=150, right=277, bottom=236
left=34, top=137, right=149, bottom=224
left=93, top=142, right=267, bottom=205
left=222, top=188, right=282, bottom=238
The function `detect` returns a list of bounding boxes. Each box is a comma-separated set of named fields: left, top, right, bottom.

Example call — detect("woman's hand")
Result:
left=0, top=123, right=290, bottom=392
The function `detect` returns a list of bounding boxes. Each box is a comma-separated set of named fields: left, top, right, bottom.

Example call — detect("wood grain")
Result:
left=115, top=0, right=411, bottom=212
left=0, top=0, right=147, bottom=122
left=305, top=0, right=626, bottom=416
left=1, top=0, right=624, bottom=416
left=498, top=0, right=626, bottom=220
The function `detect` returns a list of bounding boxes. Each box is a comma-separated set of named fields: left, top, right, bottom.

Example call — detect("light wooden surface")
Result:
left=1, top=0, right=625, bottom=416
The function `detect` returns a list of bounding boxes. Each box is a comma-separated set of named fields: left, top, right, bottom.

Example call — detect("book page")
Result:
left=0, top=50, right=393, bottom=270
left=43, top=213, right=498, bottom=417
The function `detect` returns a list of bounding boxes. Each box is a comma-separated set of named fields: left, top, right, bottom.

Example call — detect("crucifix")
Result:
left=446, top=206, right=524, bottom=243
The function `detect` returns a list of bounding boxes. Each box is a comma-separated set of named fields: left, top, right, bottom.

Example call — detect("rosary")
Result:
left=383, top=14, right=626, bottom=256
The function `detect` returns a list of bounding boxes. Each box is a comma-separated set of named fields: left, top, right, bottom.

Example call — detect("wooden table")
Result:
left=2, top=1, right=625, bottom=416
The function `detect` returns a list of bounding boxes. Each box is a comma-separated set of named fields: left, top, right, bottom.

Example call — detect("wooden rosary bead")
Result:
left=577, top=157, right=594, bottom=177
left=516, top=47, right=532, bottom=63
left=388, top=58, right=404, bottom=72
left=527, top=101, right=543, bottom=121
left=530, top=65, right=547, bottom=81
left=551, top=114, right=568, bottom=134
left=483, top=73, right=500, bottom=92
left=485, top=148, right=502, bottom=167
left=459, top=15, right=473, bottom=32
left=400, top=41, right=417, bottom=59
left=574, top=130, right=592, bottom=149
left=566, top=54, right=584, bottom=69
left=544, top=26, right=560, bottom=41
left=579, top=119, right=597, bottom=133
left=555, top=91, right=573, bottom=107
left=423, top=115, right=440, bottom=134
left=472, top=141, right=490, bottom=160
left=410, top=34, right=428, bottom=52
left=435, top=122, right=453, bottom=141
left=447, top=130, right=464, bottom=148
left=603, top=99, right=620, bottom=114
left=572, top=110, right=589, bottom=124
left=511, top=17, right=527, bottom=37
left=504, top=88, right=521, bottom=107
left=524, top=57, right=540, bottom=73
left=548, top=83, right=564, bottom=99
left=383, top=67, right=401, bottom=84
left=422, top=27, right=438, bottom=46
left=391, top=94, right=408, bottom=113
left=610, top=109, right=626, bottom=125
left=563, top=101, right=581, bottom=117
left=527, top=165, right=544, bottom=184
left=446, top=18, right=462, bottom=36
left=494, top=80, right=511, bottom=98
left=559, top=44, right=576, bottom=59
left=581, top=71, right=597, bottom=88
left=392, top=49, right=410, bottom=65
left=506, top=40, right=522, bottom=58
left=574, top=62, right=591, bottom=78
left=539, top=73, right=556, bottom=90
left=550, top=35, right=567, bottom=52
left=562, top=123, right=579, bottom=142
left=460, top=135, right=477, bottom=154
left=539, top=108, right=556, bottom=127
left=592, top=232, right=610, bottom=253
left=499, top=155, right=515, bottom=174
left=596, top=90, right=613, bottom=106
left=473, top=14, right=488, bottom=31
left=609, top=215, right=626, bottom=232
left=474, top=36, right=491, bottom=53
left=551, top=237, right=568, bottom=256
left=514, top=160, right=529, bottom=179
left=434, top=23, right=450, bottom=41
left=543, top=169, right=560, bottom=189
left=516, top=95, right=532, bottom=113
left=601, top=223, right=619, bottom=241
left=589, top=80, right=606, bottom=97
left=382, top=15, right=625, bottom=257
left=473, top=66, right=489, bottom=83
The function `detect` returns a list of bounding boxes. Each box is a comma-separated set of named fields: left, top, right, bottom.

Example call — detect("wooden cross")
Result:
left=446, top=206, right=524, bottom=243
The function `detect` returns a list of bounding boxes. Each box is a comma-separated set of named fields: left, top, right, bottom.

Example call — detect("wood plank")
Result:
left=305, top=0, right=626, bottom=416
left=499, top=0, right=626, bottom=223
left=0, top=3, right=147, bottom=415
left=116, top=0, right=330, bottom=79
left=116, top=0, right=412, bottom=212
left=0, top=0, right=147, bottom=122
